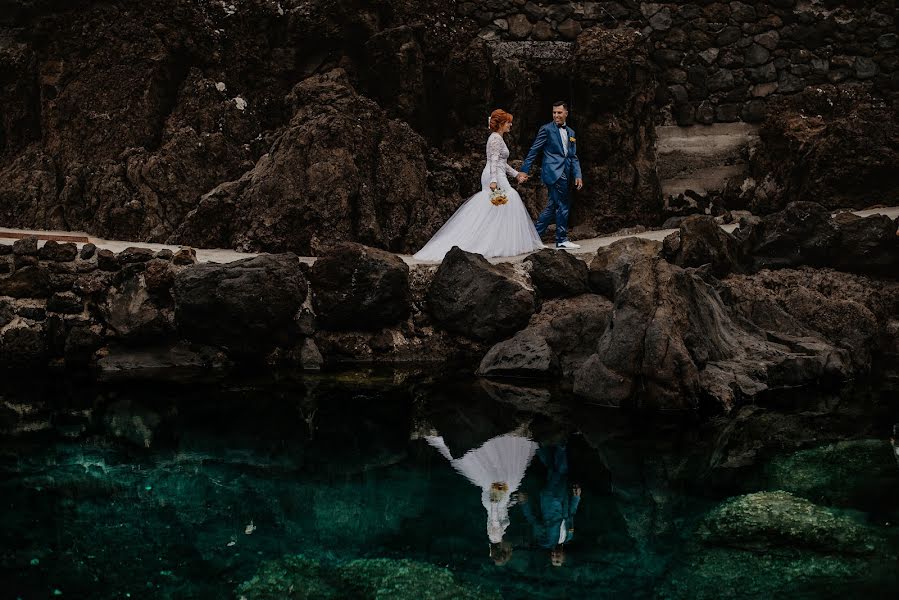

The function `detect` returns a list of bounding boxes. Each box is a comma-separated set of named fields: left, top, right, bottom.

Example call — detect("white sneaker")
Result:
left=556, top=240, right=581, bottom=249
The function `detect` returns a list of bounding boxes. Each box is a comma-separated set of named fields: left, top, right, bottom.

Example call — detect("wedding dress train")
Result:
left=413, top=132, right=544, bottom=261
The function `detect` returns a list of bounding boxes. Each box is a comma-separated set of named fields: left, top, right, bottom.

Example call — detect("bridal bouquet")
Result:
left=489, top=188, right=508, bottom=206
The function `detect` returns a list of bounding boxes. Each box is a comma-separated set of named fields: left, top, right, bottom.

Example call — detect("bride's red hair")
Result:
left=489, top=109, right=513, bottom=132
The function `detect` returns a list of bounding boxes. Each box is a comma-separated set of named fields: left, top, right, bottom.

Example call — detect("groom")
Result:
left=517, top=101, right=584, bottom=250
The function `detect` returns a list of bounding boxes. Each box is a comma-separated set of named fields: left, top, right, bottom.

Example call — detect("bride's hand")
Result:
left=490, top=182, right=497, bottom=191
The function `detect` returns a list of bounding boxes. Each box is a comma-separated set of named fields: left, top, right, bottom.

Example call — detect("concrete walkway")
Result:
left=2, top=207, right=896, bottom=266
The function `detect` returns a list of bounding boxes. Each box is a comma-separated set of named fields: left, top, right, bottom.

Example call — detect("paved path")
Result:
left=2, top=207, right=896, bottom=266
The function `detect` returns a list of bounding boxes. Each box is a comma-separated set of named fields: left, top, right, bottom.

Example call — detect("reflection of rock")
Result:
left=426, top=247, right=536, bottom=342
left=96, top=343, right=227, bottom=377
left=103, top=399, right=161, bottom=448
left=657, top=491, right=895, bottom=599
left=763, top=440, right=899, bottom=510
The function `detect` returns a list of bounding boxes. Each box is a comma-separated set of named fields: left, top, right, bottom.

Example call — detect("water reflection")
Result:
left=518, top=443, right=581, bottom=567
left=424, top=425, right=538, bottom=562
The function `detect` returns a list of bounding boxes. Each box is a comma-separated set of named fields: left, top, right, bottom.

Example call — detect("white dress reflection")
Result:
left=425, top=430, right=539, bottom=547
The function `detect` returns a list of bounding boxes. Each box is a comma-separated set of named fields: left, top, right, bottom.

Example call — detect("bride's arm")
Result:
left=487, top=133, right=503, bottom=188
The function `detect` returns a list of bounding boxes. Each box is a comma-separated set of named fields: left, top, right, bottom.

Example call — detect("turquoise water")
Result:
left=1, top=369, right=897, bottom=599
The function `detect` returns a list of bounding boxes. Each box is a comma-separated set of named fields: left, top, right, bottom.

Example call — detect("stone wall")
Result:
left=463, top=1, right=898, bottom=124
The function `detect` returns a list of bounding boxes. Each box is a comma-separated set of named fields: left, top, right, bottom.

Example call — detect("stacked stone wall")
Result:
left=461, top=1, right=898, bottom=124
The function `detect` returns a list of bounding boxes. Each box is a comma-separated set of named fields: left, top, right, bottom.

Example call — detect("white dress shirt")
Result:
left=558, top=123, right=568, bottom=156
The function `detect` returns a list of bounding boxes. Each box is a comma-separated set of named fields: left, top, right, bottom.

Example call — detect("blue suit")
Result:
left=520, top=122, right=582, bottom=244
left=519, top=444, right=580, bottom=549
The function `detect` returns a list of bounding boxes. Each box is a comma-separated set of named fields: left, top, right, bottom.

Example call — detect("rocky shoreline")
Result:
left=2, top=201, right=896, bottom=412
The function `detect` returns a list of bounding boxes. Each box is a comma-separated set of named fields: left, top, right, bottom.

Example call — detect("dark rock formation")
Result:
left=478, top=294, right=612, bottom=378
left=310, top=242, right=411, bottom=331
left=588, top=238, right=661, bottom=298
left=667, top=215, right=741, bottom=277
left=740, top=86, right=899, bottom=214
left=524, top=249, right=589, bottom=298
left=173, top=254, right=307, bottom=356
left=426, top=247, right=537, bottom=342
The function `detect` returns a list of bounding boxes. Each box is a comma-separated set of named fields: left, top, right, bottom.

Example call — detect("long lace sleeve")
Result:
left=486, top=133, right=503, bottom=184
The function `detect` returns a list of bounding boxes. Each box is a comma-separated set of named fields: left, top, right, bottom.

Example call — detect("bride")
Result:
left=413, top=109, right=545, bottom=261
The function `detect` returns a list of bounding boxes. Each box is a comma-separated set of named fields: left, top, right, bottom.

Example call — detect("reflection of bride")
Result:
left=425, top=429, right=539, bottom=550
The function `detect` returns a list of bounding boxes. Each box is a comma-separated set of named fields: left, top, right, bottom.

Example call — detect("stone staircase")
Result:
left=655, top=123, right=760, bottom=200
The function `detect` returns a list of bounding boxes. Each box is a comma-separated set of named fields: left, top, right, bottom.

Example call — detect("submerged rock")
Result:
left=236, top=555, right=497, bottom=600
left=657, top=491, right=896, bottom=599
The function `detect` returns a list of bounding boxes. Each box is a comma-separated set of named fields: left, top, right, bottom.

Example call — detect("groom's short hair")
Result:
left=553, top=100, right=569, bottom=111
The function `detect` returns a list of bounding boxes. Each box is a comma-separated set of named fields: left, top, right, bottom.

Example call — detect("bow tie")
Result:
left=556, top=123, right=567, bottom=129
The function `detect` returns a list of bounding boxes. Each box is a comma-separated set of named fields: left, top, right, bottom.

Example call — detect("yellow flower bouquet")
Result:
left=489, top=188, right=508, bottom=206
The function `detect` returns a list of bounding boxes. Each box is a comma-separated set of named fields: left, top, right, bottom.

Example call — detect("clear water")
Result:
left=2, top=369, right=898, bottom=599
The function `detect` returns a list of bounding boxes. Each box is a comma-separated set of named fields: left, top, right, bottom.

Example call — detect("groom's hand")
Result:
left=575, top=178, right=583, bottom=190
left=516, top=173, right=529, bottom=183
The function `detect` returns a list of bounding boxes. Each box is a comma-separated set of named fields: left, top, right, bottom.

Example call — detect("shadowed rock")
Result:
left=738, top=201, right=838, bottom=270
left=524, top=248, right=589, bottom=298
left=426, top=247, right=537, bottom=342
left=667, top=215, right=741, bottom=277
left=174, top=254, right=307, bottom=356
left=311, top=242, right=411, bottom=330
left=588, top=237, right=661, bottom=298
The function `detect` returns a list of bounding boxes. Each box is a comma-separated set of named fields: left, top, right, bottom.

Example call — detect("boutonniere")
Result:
left=569, top=136, right=576, bottom=143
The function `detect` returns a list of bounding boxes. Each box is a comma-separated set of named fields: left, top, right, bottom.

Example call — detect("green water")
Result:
left=1, top=369, right=897, bottom=599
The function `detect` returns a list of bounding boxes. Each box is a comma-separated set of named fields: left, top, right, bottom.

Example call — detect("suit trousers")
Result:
left=534, top=173, right=571, bottom=244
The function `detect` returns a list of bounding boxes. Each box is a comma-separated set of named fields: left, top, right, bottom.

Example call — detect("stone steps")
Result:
left=655, top=123, right=759, bottom=197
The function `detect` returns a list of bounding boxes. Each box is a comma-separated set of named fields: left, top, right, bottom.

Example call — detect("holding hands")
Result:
left=516, top=172, right=529, bottom=184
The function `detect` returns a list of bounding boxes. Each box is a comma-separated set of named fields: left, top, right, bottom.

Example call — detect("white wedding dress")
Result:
left=413, top=132, right=544, bottom=261
left=425, top=432, right=539, bottom=543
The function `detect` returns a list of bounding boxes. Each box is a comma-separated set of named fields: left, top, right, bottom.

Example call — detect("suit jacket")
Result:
left=520, top=122, right=582, bottom=186
left=520, top=489, right=581, bottom=549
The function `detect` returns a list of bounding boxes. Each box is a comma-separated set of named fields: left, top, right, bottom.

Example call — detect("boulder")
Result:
left=588, top=237, right=661, bottom=298
left=478, top=294, right=613, bottom=379
left=0, top=265, right=51, bottom=298
left=427, top=247, right=537, bottom=342
left=38, top=240, right=78, bottom=262
left=310, top=242, right=411, bottom=330
left=831, top=214, right=898, bottom=276
left=79, top=243, right=97, bottom=260
left=117, top=247, right=156, bottom=264
left=0, top=324, right=47, bottom=367
left=174, top=253, right=307, bottom=355
left=12, top=236, right=37, bottom=255
left=101, top=270, right=174, bottom=341
left=524, top=249, right=589, bottom=298
left=738, top=201, right=838, bottom=270
left=669, top=215, right=741, bottom=277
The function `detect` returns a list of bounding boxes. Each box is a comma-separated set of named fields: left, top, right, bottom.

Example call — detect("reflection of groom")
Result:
left=517, top=101, right=584, bottom=250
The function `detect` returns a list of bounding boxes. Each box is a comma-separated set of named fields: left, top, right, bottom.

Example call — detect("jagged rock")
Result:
left=154, top=248, right=174, bottom=261
left=143, top=259, right=175, bottom=302
left=171, top=69, right=455, bottom=256
left=831, top=214, right=898, bottom=276
left=669, top=215, right=741, bottom=277
left=478, top=294, right=613, bottom=378
left=746, top=85, right=899, bottom=213
left=174, top=253, right=307, bottom=356
left=12, top=236, right=37, bottom=255
left=97, top=249, right=120, bottom=271
left=172, top=247, right=197, bottom=265
left=101, top=270, right=174, bottom=341
left=588, top=237, right=661, bottom=298
left=524, top=249, right=589, bottom=298
left=47, top=291, right=83, bottom=314
left=38, top=240, right=78, bottom=262
left=426, top=247, right=537, bottom=342
left=0, top=265, right=50, bottom=298
left=310, top=242, right=411, bottom=330
left=117, top=247, right=156, bottom=264
left=738, top=201, right=838, bottom=270
left=0, top=324, right=47, bottom=367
